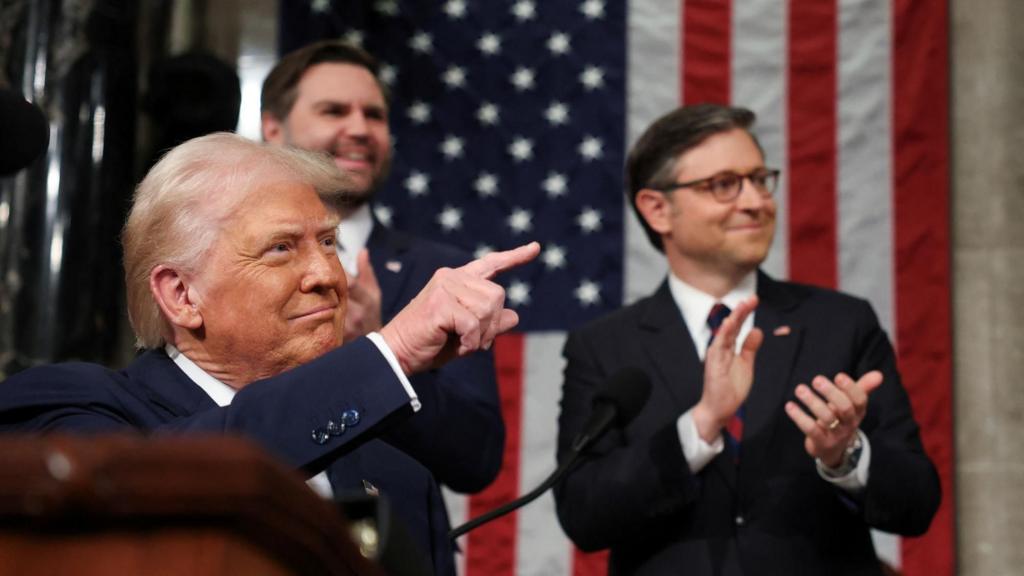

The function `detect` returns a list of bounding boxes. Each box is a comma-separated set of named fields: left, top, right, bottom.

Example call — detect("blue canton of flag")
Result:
left=281, top=0, right=626, bottom=331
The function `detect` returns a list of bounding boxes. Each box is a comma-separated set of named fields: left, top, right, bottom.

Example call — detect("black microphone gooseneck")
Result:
left=448, top=368, right=651, bottom=541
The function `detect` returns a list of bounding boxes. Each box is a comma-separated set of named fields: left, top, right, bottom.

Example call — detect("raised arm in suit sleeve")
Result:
left=0, top=337, right=416, bottom=475
left=849, top=301, right=941, bottom=536
left=554, top=330, right=703, bottom=552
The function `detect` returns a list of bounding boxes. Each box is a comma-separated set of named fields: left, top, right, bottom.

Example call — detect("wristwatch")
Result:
left=821, top=434, right=864, bottom=478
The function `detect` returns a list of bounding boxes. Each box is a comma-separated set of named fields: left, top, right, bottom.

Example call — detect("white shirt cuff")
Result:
left=366, top=332, right=421, bottom=412
left=677, top=408, right=725, bottom=474
left=816, top=429, right=871, bottom=492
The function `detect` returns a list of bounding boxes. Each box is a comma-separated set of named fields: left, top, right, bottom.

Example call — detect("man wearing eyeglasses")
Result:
left=554, top=104, right=939, bottom=575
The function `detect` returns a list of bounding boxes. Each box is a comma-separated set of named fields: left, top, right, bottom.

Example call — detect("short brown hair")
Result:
left=261, top=40, right=387, bottom=121
left=625, top=103, right=761, bottom=251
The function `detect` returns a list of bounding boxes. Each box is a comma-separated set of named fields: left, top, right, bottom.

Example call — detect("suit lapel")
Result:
left=740, top=272, right=803, bottom=475
left=637, top=282, right=703, bottom=410
left=366, top=222, right=414, bottom=319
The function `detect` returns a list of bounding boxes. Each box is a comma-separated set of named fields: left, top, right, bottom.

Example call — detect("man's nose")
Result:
left=301, top=246, right=343, bottom=293
left=735, top=177, right=770, bottom=210
left=343, top=110, right=369, bottom=137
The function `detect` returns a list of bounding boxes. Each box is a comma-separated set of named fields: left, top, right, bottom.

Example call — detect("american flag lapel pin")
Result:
left=773, top=325, right=792, bottom=336
left=362, top=479, right=380, bottom=497
left=385, top=260, right=402, bottom=273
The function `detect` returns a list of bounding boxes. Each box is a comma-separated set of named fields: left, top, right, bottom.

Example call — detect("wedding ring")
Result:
left=827, top=419, right=841, bottom=431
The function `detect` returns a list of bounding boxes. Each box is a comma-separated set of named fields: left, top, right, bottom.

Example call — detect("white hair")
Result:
left=122, top=132, right=351, bottom=348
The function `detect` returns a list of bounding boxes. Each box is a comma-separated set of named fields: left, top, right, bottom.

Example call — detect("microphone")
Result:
left=448, top=368, right=651, bottom=540
left=0, top=88, right=50, bottom=176
left=571, top=367, right=651, bottom=453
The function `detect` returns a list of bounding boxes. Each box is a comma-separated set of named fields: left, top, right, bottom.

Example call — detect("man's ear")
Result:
left=150, top=265, right=203, bottom=330
left=261, top=112, right=285, bottom=144
left=634, top=189, right=674, bottom=236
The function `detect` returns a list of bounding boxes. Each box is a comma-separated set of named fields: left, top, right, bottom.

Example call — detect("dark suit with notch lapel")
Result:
left=554, top=271, right=939, bottom=576
left=366, top=222, right=504, bottom=493
left=0, top=337, right=456, bottom=576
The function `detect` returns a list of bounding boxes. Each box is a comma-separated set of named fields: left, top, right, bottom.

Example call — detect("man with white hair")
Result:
left=260, top=41, right=506, bottom=495
left=0, top=132, right=539, bottom=576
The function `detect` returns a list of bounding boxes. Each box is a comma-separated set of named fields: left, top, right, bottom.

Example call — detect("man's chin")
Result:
left=292, top=335, right=343, bottom=366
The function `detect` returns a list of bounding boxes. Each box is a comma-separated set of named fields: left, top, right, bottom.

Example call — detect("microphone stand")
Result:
left=448, top=449, right=584, bottom=540
left=448, top=370, right=650, bottom=541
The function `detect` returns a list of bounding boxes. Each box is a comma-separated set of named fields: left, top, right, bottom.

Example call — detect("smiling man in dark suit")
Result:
left=554, top=104, right=939, bottom=575
left=0, top=133, right=539, bottom=576
left=260, top=41, right=503, bottom=496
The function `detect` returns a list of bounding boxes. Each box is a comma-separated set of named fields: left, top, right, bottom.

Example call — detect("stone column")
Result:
left=951, top=0, right=1024, bottom=573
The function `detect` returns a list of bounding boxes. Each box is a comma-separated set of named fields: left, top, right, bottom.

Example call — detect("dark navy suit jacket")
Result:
left=555, top=272, right=940, bottom=576
left=0, top=337, right=455, bottom=576
left=367, top=223, right=504, bottom=493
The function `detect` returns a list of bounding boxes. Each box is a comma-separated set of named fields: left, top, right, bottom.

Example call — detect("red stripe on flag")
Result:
left=787, top=0, right=838, bottom=287
left=682, top=0, right=732, bottom=104
left=573, top=549, right=610, bottom=576
left=464, top=333, right=524, bottom=575
left=891, top=1, right=954, bottom=574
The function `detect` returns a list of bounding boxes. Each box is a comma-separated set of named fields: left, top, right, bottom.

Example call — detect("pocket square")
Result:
left=773, top=325, right=792, bottom=336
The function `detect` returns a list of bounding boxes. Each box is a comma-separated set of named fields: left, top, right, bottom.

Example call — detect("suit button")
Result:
left=311, top=428, right=330, bottom=445
left=326, top=420, right=346, bottom=435
left=735, top=515, right=745, bottom=526
left=341, top=409, right=361, bottom=427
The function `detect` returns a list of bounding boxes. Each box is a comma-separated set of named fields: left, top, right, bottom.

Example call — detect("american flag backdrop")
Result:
left=280, top=1, right=953, bottom=575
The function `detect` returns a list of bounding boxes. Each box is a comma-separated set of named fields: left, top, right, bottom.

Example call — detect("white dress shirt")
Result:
left=335, top=203, right=374, bottom=277
left=667, top=271, right=869, bottom=491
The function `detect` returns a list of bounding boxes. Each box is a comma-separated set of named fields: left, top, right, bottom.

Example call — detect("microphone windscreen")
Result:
left=592, top=367, right=651, bottom=428
left=0, top=88, right=49, bottom=176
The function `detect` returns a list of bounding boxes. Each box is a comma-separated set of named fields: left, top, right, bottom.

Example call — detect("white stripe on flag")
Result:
left=516, top=332, right=571, bottom=575
left=624, top=0, right=678, bottom=304
left=443, top=487, right=469, bottom=575
left=837, top=0, right=896, bottom=337
left=837, top=0, right=899, bottom=568
left=733, top=0, right=790, bottom=279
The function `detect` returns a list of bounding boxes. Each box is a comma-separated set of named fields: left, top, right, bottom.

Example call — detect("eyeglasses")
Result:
left=652, top=168, right=781, bottom=203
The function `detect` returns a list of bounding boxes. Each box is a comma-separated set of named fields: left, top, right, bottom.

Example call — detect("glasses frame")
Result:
left=651, top=168, right=781, bottom=203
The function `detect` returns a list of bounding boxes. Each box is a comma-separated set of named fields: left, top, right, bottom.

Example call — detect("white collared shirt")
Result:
left=336, top=204, right=374, bottom=277
left=166, top=333, right=421, bottom=499
left=667, top=271, right=757, bottom=362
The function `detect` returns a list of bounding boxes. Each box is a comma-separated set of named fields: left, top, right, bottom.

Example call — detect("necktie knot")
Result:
left=707, top=303, right=731, bottom=339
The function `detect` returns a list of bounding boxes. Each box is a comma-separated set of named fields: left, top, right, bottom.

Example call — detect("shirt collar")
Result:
left=165, top=344, right=236, bottom=407
left=336, top=204, right=374, bottom=276
left=667, top=270, right=758, bottom=360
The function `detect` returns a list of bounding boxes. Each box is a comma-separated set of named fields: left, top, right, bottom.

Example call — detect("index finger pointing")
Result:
left=461, top=242, right=541, bottom=279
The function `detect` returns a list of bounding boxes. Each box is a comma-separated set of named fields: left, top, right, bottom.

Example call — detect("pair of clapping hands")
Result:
left=692, top=296, right=881, bottom=468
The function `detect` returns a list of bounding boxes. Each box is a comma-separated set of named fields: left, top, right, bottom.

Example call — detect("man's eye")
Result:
left=749, top=172, right=770, bottom=187
left=321, top=106, right=348, bottom=117
left=710, top=175, right=738, bottom=193
left=271, top=243, right=289, bottom=252
left=321, top=237, right=336, bottom=248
